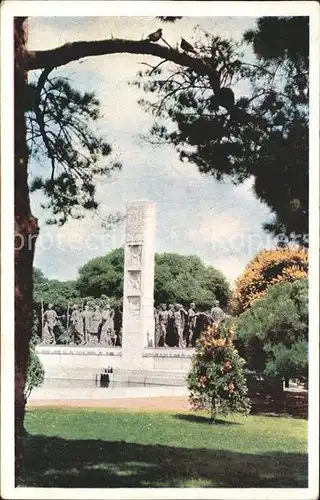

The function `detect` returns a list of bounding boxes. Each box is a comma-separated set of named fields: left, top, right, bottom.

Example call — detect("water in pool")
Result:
left=43, top=378, right=166, bottom=389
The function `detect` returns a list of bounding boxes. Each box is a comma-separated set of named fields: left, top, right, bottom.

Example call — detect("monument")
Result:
left=122, top=200, right=156, bottom=367
left=36, top=200, right=193, bottom=385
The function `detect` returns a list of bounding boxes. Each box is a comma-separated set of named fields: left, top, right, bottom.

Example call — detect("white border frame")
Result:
left=1, top=2, right=319, bottom=499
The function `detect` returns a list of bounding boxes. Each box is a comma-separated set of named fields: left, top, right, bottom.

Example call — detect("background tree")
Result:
left=33, top=268, right=79, bottom=315
left=187, top=325, right=251, bottom=422
left=76, top=248, right=125, bottom=299
left=230, top=246, right=308, bottom=314
left=27, top=73, right=122, bottom=225
left=136, top=16, right=309, bottom=244
left=235, top=279, right=308, bottom=384
left=75, top=249, right=230, bottom=309
left=154, top=253, right=230, bottom=309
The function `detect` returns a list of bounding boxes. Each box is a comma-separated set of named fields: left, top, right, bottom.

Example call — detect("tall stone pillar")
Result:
left=122, top=200, right=156, bottom=367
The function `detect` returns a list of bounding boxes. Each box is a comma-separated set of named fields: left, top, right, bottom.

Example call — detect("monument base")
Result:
left=36, top=345, right=194, bottom=386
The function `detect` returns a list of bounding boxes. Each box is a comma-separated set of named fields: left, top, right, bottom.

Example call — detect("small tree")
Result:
left=24, top=342, right=45, bottom=403
left=187, top=325, right=251, bottom=422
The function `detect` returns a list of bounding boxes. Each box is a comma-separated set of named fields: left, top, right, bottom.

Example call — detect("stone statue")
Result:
left=82, top=305, right=92, bottom=344
left=180, top=305, right=189, bottom=347
left=187, top=302, right=197, bottom=347
left=89, top=305, right=102, bottom=345
left=109, top=308, right=117, bottom=346
left=113, top=302, right=123, bottom=346
left=210, top=300, right=226, bottom=326
left=192, top=311, right=212, bottom=346
left=42, top=303, right=57, bottom=345
left=166, top=303, right=175, bottom=347
left=56, top=324, right=71, bottom=345
left=100, top=304, right=115, bottom=346
left=173, top=303, right=188, bottom=348
left=156, top=303, right=169, bottom=347
left=54, top=314, right=71, bottom=345
left=70, top=304, right=84, bottom=345
left=154, top=304, right=159, bottom=342
left=117, top=326, right=123, bottom=347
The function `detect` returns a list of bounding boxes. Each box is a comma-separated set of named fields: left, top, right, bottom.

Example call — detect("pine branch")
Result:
left=34, top=67, right=56, bottom=182
left=26, top=37, right=220, bottom=92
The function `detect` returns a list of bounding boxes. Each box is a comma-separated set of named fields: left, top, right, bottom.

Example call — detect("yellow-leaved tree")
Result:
left=230, top=246, right=308, bottom=315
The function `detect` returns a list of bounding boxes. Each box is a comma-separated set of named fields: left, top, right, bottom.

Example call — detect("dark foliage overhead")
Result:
left=135, top=17, right=309, bottom=245
left=26, top=74, right=121, bottom=225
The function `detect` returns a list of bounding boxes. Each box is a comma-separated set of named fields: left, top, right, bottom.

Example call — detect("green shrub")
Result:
left=236, top=278, right=308, bottom=382
left=24, top=344, right=45, bottom=402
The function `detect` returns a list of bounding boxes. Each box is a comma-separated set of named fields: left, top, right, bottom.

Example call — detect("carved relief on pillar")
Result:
left=127, top=296, right=140, bottom=317
left=126, top=204, right=145, bottom=242
left=128, top=244, right=142, bottom=267
left=128, top=271, right=141, bottom=293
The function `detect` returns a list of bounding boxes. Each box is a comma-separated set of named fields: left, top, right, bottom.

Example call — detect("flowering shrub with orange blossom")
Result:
left=187, top=324, right=251, bottom=422
left=230, top=246, right=308, bottom=315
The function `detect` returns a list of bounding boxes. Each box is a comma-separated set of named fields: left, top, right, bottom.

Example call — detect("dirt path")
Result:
left=27, top=396, right=191, bottom=412
left=27, top=391, right=308, bottom=418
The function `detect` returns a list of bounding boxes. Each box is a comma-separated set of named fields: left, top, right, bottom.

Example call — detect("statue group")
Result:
left=154, top=300, right=227, bottom=348
left=41, top=301, right=123, bottom=347
left=41, top=298, right=226, bottom=348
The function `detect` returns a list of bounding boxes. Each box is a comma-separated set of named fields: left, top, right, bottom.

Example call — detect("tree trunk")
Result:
left=14, top=17, right=39, bottom=480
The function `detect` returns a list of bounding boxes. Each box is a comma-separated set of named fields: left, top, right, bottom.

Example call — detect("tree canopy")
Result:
left=35, top=248, right=230, bottom=310
left=135, top=16, right=309, bottom=244
left=75, top=247, right=125, bottom=300
left=33, top=267, right=79, bottom=314
left=27, top=74, right=122, bottom=226
left=25, top=16, right=308, bottom=241
left=230, top=246, right=308, bottom=314
left=25, top=20, right=220, bottom=227
left=154, top=253, right=230, bottom=309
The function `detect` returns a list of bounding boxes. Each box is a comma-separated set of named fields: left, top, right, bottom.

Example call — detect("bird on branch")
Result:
left=180, top=37, right=197, bottom=54
left=217, top=87, right=235, bottom=109
left=146, top=28, right=163, bottom=43
left=209, top=87, right=235, bottom=113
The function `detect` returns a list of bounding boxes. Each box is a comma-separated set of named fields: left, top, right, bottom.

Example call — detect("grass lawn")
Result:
left=20, top=408, right=308, bottom=488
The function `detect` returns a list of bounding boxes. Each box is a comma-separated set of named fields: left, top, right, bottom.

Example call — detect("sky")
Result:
left=27, top=16, right=276, bottom=286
